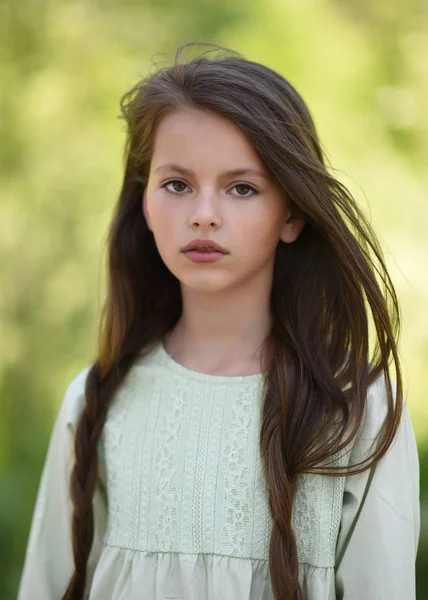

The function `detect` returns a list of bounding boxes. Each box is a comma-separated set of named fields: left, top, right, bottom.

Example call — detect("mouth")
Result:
left=182, top=247, right=227, bottom=263
left=184, top=248, right=224, bottom=253
left=181, top=239, right=228, bottom=254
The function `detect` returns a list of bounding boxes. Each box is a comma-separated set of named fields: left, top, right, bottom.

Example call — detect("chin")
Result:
left=178, top=271, right=234, bottom=294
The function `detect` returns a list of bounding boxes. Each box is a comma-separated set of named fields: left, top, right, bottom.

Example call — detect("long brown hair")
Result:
left=63, top=42, right=403, bottom=600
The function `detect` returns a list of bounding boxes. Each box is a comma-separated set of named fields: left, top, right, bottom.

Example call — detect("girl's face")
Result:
left=143, top=107, right=304, bottom=294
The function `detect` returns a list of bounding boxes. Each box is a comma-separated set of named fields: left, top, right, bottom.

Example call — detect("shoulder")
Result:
left=359, top=372, right=394, bottom=441
left=59, top=364, right=93, bottom=431
left=350, top=371, right=417, bottom=468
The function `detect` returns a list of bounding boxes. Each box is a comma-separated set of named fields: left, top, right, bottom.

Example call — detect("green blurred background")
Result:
left=1, top=0, right=427, bottom=597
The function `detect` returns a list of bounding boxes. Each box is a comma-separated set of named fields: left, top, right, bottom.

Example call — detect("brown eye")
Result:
left=232, top=183, right=257, bottom=197
left=164, top=180, right=189, bottom=193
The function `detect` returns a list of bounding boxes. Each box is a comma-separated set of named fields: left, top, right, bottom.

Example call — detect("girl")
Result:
left=18, top=43, right=420, bottom=600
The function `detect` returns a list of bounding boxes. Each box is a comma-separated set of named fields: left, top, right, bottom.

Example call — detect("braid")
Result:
left=62, top=350, right=139, bottom=599
left=260, top=344, right=304, bottom=600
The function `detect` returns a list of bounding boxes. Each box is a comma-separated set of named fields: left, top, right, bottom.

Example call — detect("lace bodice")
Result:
left=98, top=342, right=348, bottom=567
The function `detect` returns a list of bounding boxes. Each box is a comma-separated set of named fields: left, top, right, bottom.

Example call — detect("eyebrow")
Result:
left=154, top=163, right=270, bottom=180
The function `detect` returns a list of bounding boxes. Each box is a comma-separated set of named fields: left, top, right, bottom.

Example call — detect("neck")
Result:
left=164, top=272, right=274, bottom=376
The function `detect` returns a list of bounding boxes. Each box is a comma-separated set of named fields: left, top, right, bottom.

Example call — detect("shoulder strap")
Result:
left=335, top=400, right=390, bottom=573
left=334, top=459, right=378, bottom=572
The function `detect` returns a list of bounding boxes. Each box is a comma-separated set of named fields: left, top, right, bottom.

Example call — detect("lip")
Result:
left=183, top=250, right=226, bottom=263
left=181, top=238, right=229, bottom=254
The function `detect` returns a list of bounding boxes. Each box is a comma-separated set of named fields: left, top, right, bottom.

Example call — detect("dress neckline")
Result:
left=153, top=338, right=267, bottom=385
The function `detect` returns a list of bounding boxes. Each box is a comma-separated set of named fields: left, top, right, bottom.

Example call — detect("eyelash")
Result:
left=161, top=179, right=258, bottom=197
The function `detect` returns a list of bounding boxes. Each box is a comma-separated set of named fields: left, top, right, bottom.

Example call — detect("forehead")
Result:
left=151, top=107, right=264, bottom=172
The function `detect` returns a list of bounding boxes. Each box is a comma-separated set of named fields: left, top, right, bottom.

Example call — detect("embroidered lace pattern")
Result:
left=99, top=343, right=348, bottom=568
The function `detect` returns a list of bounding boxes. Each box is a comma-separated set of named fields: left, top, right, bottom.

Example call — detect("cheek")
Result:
left=235, top=207, right=283, bottom=256
left=146, top=193, right=178, bottom=244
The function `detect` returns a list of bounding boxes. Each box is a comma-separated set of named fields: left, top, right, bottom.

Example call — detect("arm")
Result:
left=18, top=367, right=108, bottom=600
left=335, top=386, right=420, bottom=600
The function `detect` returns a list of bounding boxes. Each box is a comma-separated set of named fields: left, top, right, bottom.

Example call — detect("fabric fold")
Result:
left=89, top=545, right=339, bottom=600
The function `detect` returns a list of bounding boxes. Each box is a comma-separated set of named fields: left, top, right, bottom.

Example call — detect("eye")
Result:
left=163, top=179, right=191, bottom=193
left=230, top=183, right=257, bottom=197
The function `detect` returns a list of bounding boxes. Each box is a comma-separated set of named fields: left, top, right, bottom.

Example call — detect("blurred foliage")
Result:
left=0, top=0, right=427, bottom=597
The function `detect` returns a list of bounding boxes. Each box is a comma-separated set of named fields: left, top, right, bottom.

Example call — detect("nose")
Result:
left=189, top=191, right=222, bottom=230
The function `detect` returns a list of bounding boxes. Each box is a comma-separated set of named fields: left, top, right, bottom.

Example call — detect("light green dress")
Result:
left=18, top=341, right=420, bottom=599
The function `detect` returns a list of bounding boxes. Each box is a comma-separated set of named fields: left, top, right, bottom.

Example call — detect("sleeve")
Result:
left=18, top=366, right=108, bottom=600
left=334, top=380, right=420, bottom=600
